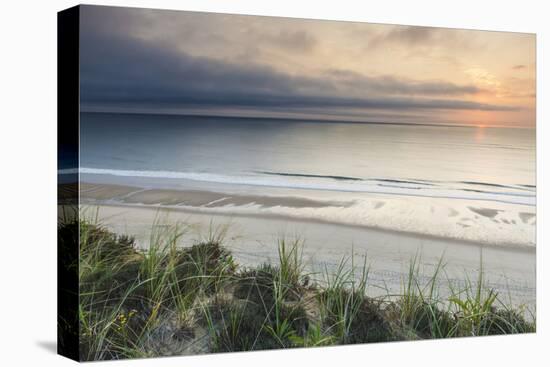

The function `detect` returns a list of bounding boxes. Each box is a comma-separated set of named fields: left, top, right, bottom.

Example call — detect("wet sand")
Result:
left=75, top=181, right=536, bottom=248
left=78, top=182, right=350, bottom=208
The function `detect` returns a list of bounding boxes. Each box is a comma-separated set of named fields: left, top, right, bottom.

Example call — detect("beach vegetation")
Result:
left=63, top=218, right=535, bottom=361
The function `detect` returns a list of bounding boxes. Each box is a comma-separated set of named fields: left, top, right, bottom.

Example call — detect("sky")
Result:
left=79, top=5, right=536, bottom=128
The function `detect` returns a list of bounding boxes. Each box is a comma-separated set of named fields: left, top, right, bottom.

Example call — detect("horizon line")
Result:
left=80, top=109, right=534, bottom=129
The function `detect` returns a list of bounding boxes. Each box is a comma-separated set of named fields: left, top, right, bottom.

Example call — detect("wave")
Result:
left=371, top=178, right=435, bottom=186
left=255, top=171, right=531, bottom=191
left=257, top=171, right=441, bottom=191
left=457, top=180, right=533, bottom=191
left=255, top=171, right=362, bottom=181
left=61, top=167, right=536, bottom=206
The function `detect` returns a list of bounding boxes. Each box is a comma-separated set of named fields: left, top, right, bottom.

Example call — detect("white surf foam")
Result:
left=61, top=167, right=536, bottom=206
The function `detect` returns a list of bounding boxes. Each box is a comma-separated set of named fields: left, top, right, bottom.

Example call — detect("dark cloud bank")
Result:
left=80, top=7, right=518, bottom=119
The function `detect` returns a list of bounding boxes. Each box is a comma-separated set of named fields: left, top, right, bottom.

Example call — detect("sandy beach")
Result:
left=80, top=183, right=349, bottom=208
left=79, top=187, right=536, bottom=308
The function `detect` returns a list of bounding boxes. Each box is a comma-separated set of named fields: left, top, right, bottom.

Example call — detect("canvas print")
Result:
left=58, top=5, right=536, bottom=361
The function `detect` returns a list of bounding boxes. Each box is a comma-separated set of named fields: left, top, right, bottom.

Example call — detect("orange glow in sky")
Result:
left=81, top=7, right=536, bottom=128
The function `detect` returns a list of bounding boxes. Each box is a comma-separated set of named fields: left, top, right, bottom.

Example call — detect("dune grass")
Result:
left=60, top=216, right=535, bottom=361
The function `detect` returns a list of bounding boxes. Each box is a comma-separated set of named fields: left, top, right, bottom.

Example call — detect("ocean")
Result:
left=69, top=112, right=536, bottom=247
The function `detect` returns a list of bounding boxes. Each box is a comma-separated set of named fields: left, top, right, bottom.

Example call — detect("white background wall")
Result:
left=0, top=0, right=547, bottom=365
